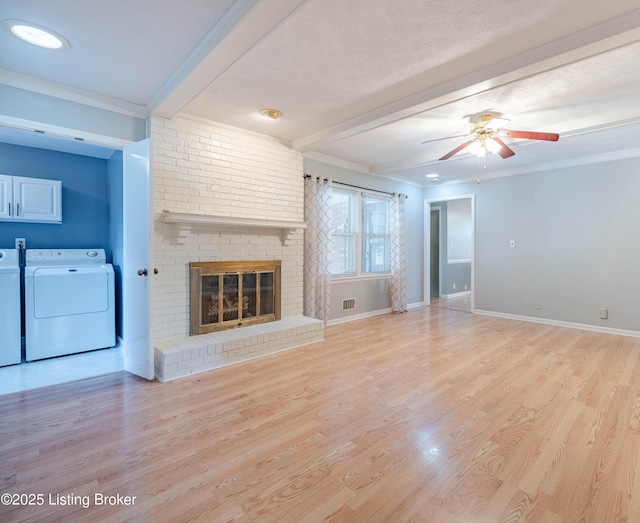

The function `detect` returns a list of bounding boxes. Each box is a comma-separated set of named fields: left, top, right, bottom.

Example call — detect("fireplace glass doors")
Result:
left=190, top=261, right=281, bottom=335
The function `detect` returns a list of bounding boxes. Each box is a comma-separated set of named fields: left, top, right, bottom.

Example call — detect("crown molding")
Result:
left=0, top=68, right=147, bottom=119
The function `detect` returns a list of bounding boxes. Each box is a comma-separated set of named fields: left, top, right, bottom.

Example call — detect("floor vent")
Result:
left=342, top=298, right=356, bottom=311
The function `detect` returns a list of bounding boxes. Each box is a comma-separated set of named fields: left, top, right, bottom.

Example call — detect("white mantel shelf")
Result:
left=160, top=211, right=306, bottom=229
left=160, top=211, right=306, bottom=244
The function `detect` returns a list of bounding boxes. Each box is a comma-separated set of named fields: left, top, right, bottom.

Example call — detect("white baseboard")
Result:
left=440, top=291, right=471, bottom=298
left=474, top=309, right=640, bottom=339
left=326, top=301, right=424, bottom=326
left=327, top=308, right=391, bottom=326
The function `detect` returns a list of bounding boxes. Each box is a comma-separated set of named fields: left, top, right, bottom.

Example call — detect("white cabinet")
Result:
left=0, top=174, right=62, bottom=224
left=0, top=175, right=11, bottom=221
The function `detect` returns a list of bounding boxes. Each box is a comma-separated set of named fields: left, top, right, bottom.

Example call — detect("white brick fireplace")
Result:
left=151, top=115, right=323, bottom=382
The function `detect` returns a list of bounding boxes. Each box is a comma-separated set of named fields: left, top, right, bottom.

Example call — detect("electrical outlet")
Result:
left=15, top=238, right=26, bottom=249
left=535, top=300, right=541, bottom=310
left=599, top=308, right=608, bottom=320
left=453, top=283, right=456, bottom=290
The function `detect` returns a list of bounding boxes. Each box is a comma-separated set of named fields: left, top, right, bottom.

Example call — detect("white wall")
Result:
left=152, top=115, right=305, bottom=339
left=425, top=157, right=640, bottom=333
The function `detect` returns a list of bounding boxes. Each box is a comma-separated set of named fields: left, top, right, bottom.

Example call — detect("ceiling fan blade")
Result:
left=439, top=140, right=474, bottom=161
left=422, top=134, right=469, bottom=144
left=493, top=137, right=515, bottom=158
left=504, top=130, right=559, bottom=141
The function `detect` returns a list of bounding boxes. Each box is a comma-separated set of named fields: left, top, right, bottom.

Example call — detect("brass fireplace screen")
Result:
left=190, top=260, right=281, bottom=335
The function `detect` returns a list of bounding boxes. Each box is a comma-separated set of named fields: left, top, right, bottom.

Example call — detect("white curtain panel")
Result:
left=390, top=193, right=408, bottom=313
left=304, top=175, right=333, bottom=322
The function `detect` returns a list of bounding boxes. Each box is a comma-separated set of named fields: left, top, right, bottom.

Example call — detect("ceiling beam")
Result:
left=148, top=0, right=310, bottom=118
left=292, top=9, right=640, bottom=154
left=372, top=114, right=640, bottom=175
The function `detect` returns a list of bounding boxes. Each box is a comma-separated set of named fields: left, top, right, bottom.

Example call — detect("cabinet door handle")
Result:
left=8, top=202, right=11, bottom=216
left=16, top=203, right=19, bottom=216
left=137, top=269, right=148, bottom=276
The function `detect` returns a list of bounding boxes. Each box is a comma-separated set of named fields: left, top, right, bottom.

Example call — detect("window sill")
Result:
left=331, top=273, right=391, bottom=284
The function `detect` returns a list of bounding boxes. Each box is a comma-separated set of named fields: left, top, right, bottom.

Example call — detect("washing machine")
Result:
left=25, top=248, right=115, bottom=361
left=0, top=249, right=21, bottom=367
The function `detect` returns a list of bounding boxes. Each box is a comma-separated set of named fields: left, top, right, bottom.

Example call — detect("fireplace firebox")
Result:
left=190, top=261, right=281, bottom=335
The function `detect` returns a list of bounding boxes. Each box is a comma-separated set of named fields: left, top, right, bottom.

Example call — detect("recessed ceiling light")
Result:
left=2, top=19, right=70, bottom=50
left=259, top=108, right=282, bottom=120
left=425, top=173, right=439, bottom=178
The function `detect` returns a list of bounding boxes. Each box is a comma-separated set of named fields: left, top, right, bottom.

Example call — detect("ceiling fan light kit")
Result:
left=425, top=114, right=560, bottom=161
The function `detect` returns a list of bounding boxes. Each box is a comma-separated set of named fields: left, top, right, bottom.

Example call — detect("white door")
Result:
left=122, top=139, right=154, bottom=379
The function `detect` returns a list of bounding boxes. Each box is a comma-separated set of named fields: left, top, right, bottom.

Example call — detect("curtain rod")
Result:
left=303, top=174, right=407, bottom=198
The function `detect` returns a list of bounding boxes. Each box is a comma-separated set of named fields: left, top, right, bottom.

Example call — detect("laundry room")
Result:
left=0, top=139, right=125, bottom=391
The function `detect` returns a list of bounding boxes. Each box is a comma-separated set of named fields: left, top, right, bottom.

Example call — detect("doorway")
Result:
left=0, top=137, right=153, bottom=394
left=424, top=195, right=475, bottom=313
left=430, top=208, right=440, bottom=298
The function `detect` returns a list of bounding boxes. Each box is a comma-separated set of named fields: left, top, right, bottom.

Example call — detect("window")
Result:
left=361, top=194, right=390, bottom=273
left=330, top=188, right=390, bottom=277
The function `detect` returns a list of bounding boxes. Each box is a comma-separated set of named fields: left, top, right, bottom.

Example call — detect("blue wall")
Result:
left=0, top=142, right=111, bottom=258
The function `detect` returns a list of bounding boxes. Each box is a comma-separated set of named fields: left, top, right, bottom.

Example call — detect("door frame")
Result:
left=424, top=194, right=475, bottom=310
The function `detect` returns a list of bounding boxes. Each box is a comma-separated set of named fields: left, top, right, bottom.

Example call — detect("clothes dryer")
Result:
left=0, top=249, right=21, bottom=366
left=25, top=249, right=115, bottom=361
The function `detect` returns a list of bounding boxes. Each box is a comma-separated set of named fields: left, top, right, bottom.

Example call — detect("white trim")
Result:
left=448, top=258, right=472, bottom=264
left=330, top=187, right=392, bottom=279
left=0, top=115, right=134, bottom=149
left=159, top=210, right=306, bottom=230
left=331, top=273, right=390, bottom=284
left=0, top=68, right=147, bottom=118
left=441, top=291, right=471, bottom=299
left=326, top=301, right=424, bottom=326
left=424, top=195, right=475, bottom=310
left=475, top=309, right=640, bottom=339
left=326, top=307, right=391, bottom=326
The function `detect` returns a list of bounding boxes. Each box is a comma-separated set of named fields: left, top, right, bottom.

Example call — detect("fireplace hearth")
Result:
left=190, top=261, right=281, bottom=335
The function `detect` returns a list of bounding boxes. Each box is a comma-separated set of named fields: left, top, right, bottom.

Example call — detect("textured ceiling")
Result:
left=1, top=0, right=640, bottom=185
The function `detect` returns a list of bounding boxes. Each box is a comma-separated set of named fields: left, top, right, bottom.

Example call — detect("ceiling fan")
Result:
left=423, top=114, right=559, bottom=161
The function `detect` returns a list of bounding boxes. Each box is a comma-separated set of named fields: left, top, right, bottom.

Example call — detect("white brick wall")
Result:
left=152, top=114, right=305, bottom=339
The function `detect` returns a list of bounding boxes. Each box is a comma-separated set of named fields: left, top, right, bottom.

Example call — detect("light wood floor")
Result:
left=2, top=307, right=640, bottom=522
left=430, top=294, right=472, bottom=312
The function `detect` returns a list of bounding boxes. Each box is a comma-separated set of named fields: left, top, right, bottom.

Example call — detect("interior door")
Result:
left=122, top=139, right=154, bottom=379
